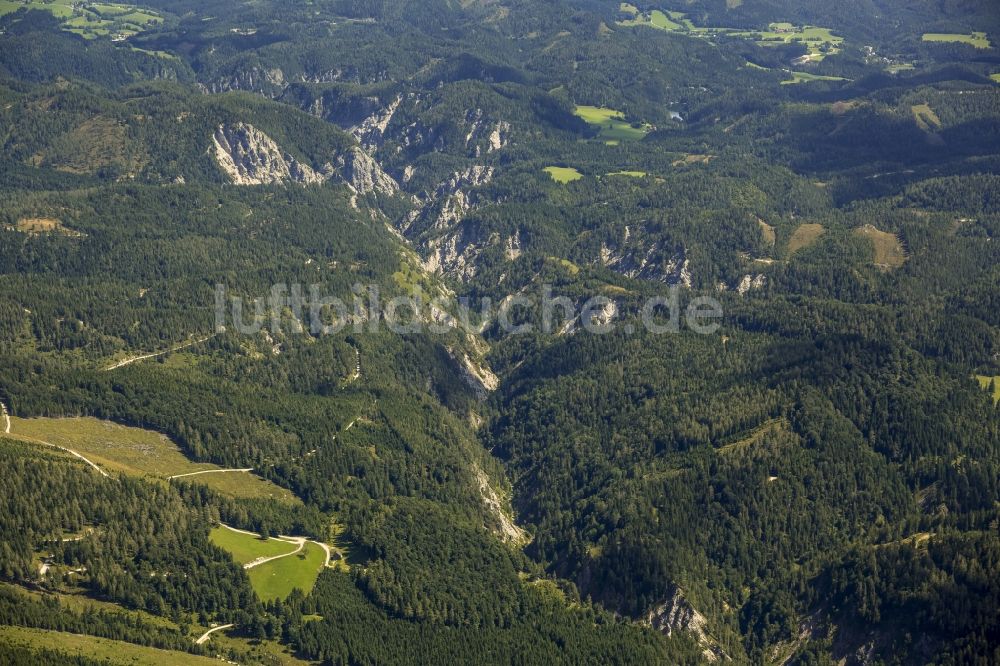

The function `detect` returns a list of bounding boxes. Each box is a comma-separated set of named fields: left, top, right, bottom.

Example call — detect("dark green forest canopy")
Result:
left=0, top=0, right=998, bottom=664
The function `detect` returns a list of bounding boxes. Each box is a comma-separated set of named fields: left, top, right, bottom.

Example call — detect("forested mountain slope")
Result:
left=0, top=0, right=998, bottom=664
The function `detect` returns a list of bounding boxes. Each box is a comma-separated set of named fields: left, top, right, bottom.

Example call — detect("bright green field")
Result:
left=782, top=71, right=848, bottom=85
left=0, top=625, right=220, bottom=666
left=544, top=166, right=583, bottom=183
left=209, top=526, right=299, bottom=566
left=990, top=73, right=1000, bottom=83
left=574, top=105, right=651, bottom=143
left=249, top=542, right=326, bottom=602
left=976, top=376, right=1000, bottom=405
left=922, top=32, right=991, bottom=49
left=607, top=170, right=648, bottom=178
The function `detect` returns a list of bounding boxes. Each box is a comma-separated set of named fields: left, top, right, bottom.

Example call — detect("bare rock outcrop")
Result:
left=213, top=123, right=329, bottom=186
left=339, top=147, right=400, bottom=197
left=647, top=587, right=729, bottom=662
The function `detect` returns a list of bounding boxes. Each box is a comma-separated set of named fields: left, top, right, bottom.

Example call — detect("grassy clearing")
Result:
left=717, top=419, right=790, bottom=457
left=758, top=220, right=776, bottom=246
left=992, top=73, right=1000, bottom=83
left=544, top=166, right=584, bottom=183
left=249, top=542, right=327, bottom=602
left=607, top=170, right=648, bottom=178
left=975, top=376, right=1000, bottom=405
left=855, top=225, right=907, bottom=270
left=14, top=217, right=83, bottom=237
left=911, top=103, right=942, bottom=131
left=782, top=71, right=848, bottom=85
left=0, top=625, right=219, bottom=666
left=672, top=154, right=714, bottom=167
left=922, top=32, right=991, bottom=49
left=11, top=417, right=299, bottom=502
left=209, top=526, right=299, bottom=566
left=574, top=105, right=651, bottom=143
left=787, top=223, right=825, bottom=255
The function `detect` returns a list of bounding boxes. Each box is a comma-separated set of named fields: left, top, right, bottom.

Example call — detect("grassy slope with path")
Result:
left=209, top=526, right=300, bottom=566
left=211, top=526, right=330, bottom=601
left=0, top=625, right=221, bottom=666
left=11, top=416, right=298, bottom=502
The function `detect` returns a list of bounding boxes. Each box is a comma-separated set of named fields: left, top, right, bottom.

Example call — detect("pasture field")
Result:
left=991, top=73, right=1000, bottom=83
left=854, top=225, right=907, bottom=269
left=620, top=9, right=682, bottom=31
left=249, top=541, right=327, bottom=601
left=209, top=526, right=299, bottom=566
left=574, top=105, right=651, bottom=143
left=0, top=625, right=220, bottom=666
left=922, top=32, right=991, bottom=49
left=10, top=416, right=299, bottom=502
left=976, top=376, right=1000, bottom=405
left=617, top=8, right=842, bottom=59
left=782, top=71, right=848, bottom=85
left=544, top=166, right=584, bottom=183
left=787, top=223, right=825, bottom=254
left=745, top=24, right=844, bottom=57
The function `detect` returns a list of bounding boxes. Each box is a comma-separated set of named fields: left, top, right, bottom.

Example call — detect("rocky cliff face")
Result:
left=213, top=123, right=331, bottom=186
left=647, top=587, right=729, bottom=662
left=600, top=238, right=693, bottom=287
left=339, top=147, right=400, bottom=197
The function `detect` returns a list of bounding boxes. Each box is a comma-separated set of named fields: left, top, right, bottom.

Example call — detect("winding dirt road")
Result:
left=168, top=468, right=254, bottom=480
left=219, top=524, right=334, bottom=569
left=194, top=623, right=234, bottom=645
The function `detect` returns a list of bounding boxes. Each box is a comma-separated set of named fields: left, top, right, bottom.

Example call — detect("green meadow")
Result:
left=209, top=526, right=300, bottom=566
left=574, top=105, right=652, bottom=143
left=249, top=541, right=327, bottom=601
left=544, top=166, right=584, bottom=183
left=922, top=32, right=991, bottom=49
